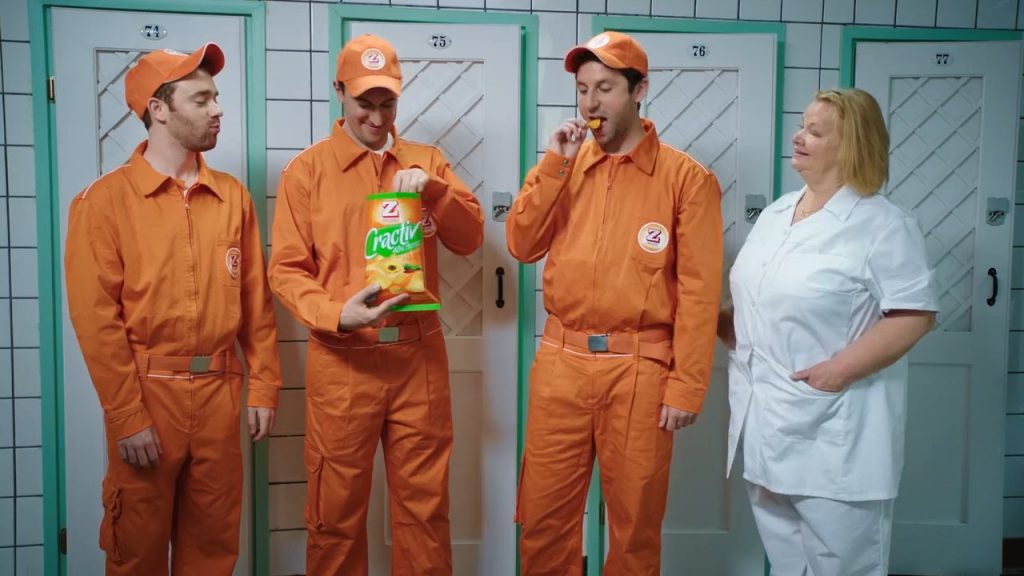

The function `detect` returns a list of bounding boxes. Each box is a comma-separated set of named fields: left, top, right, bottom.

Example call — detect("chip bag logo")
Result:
left=365, top=192, right=440, bottom=311
left=637, top=222, right=669, bottom=253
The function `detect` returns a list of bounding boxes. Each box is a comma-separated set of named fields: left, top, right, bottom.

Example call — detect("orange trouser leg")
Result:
left=171, top=372, right=244, bottom=575
left=382, top=331, right=453, bottom=576
left=517, top=345, right=597, bottom=576
left=304, top=338, right=387, bottom=576
left=594, top=357, right=673, bottom=576
left=100, top=375, right=189, bottom=576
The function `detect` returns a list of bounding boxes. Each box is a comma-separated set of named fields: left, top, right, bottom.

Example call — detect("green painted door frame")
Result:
left=27, top=1, right=267, bottom=574
left=587, top=16, right=787, bottom=576
left=317, top=6, right=538, bottom=576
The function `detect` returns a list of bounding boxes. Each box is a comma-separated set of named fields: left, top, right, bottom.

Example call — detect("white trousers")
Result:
left=747, top=482, right=894, bottom=576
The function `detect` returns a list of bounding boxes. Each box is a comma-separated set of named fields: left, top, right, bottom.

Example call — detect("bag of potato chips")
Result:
left=365, top=192, right=440, bottom=311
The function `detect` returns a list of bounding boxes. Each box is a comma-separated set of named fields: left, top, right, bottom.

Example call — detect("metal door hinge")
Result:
left=48, top=76, right=56, bottom=102
left=59, top=528, right=67, bottom=554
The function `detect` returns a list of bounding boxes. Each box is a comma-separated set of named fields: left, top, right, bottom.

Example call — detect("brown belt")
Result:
left=311, top=314, right=443, bottom=348
left=135, top=351, right=243, bottom=375
left=542, top=317, right=673, bottom=364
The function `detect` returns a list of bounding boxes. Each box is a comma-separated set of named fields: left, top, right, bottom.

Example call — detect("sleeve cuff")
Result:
left=538, top=151, right=575, bottom=181
left=315, top=300, right=346, bottom=333
left=247, top=382, right=280, bottom=408
left=662, top=380, right=707, bottom=414
left=105, top=405, right=154, bottom=441
left=421, top=175, right=449, bottom=204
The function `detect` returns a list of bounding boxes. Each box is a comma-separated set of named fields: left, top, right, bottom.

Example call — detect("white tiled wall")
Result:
left=0, top=0, right=43, bottom=571
left=4, top=0, right=1024, bottom=571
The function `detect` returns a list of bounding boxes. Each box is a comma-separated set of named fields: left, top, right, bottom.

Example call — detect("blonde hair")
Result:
left=814, top=88, right=889, bottom=196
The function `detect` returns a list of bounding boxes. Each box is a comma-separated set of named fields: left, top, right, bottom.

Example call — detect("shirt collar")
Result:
left=768, top=184, right=861, bottom=222
left=329, top=119, right=406, bottom=171
left=577, top=118, right=660, bottom=176
left=128, top=140, right=224, bottom=200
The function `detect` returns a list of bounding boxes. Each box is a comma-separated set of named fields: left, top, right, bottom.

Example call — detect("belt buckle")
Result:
left=587, top=334, right=609, bottom=353
left=378, top=327, right=400, bottom=343
left=189, top=356, right=213, bottom=373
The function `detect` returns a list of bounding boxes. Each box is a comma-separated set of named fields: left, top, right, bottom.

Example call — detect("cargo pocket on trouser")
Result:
left=98, top=481, right=123, bottom=563
left=304, top=446, right=325, bottom=532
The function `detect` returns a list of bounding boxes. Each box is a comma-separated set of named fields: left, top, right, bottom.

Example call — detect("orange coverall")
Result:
left=268, top=120, right=483, bottom=575
left=507, top=120, right=723, bottom=575
left=64, top=141, right=281, bottom=575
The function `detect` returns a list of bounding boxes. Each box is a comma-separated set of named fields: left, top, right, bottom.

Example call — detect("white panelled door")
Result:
left=51, top=8, right=250, bottom=575
left=266, top=20, right=522, bottom=576
left=631, top=31, right=777, bottom=574
left=857, top=40, right=1021, bottom=575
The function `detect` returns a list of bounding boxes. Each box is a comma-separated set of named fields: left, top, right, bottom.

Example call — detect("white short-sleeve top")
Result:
left=727, top=186, right=939, bottom=501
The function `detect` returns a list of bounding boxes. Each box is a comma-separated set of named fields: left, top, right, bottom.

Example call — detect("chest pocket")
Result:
left=216, top=238, right=242, bottom=288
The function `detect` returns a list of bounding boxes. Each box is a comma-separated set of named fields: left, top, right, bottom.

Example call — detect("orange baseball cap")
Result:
left=125, top=43, right=225, bottom=119
left=564, top=31, right=648, bottom=76
left=336, top=34, right=402, bottom=97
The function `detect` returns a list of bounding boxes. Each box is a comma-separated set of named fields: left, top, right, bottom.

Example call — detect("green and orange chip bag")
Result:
left=365, top=192, right=440, bottom=312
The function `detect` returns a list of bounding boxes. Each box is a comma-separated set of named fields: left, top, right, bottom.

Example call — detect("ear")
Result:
left=633, top=77, right=649, bottom=104
left=147, top=97, right=170, bottom=124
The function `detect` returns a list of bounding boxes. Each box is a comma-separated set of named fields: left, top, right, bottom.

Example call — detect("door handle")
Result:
left=987, top=267, right=998, bottom=306
left=495, top=267, right=505, bottom=309
left=745, top=194, right=766, bottom=223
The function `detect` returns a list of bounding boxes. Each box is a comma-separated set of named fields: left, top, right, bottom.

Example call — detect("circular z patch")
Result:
left=637, top=222, right=669, bottom=254
left=421, top=209, right=437, bottom=238
left=225, top=247, right=242, bottom=279
left=361, top=48, right=386, bottom=71
left=587, top=34, right=611, bottom=49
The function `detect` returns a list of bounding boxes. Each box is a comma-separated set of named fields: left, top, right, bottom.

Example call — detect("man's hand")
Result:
left=392, top=168, right=430, bottom=194
left=658, top=405, right=697, bottom=431
left=339, top=284, right=409, bottom=331
left=117, top=426, right=162, bottom=469
left=790, top=359, right=850, bottom=393
left=248, top=407, right=276, bottom=442
left=547, top=119, right=588, bottom=158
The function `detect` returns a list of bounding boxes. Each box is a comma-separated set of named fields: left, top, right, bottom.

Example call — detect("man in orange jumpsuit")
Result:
left=64, top=44, right=281, bottom=575
left=268, top=34, right=483, bottom=575
left=507, top=31, right=724, bottom=575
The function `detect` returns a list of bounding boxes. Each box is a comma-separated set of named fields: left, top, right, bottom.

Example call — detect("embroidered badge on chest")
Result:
left=637, top=222, right=669, bottom=254
left=225, top=247, right=242, bottom=279
left=421, top=209, right=437, bottom=238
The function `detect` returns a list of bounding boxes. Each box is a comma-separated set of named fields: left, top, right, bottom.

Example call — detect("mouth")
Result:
left=209, top=124, right=221, bottom=134
left=587, top=117, right=605, bottom=130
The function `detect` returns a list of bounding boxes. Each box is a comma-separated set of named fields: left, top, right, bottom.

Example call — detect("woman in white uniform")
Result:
left=719, top=88, right=938, bottom=575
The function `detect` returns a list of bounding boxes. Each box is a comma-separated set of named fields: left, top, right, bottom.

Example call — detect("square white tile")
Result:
left=0, top=349, right=9, bottom=397
left=15, top=545, right=42, bottom=576
left=266, top=148, right=301, bottom=199
left=268, top=436, right=305, bottom=483
left=740, top=0, right=781, bottom=20
left=311, top=2, right=330, bottom=52
left=577, top=13, right=593, bottom=46
left=0, top=203, right=6, bottom=248
left=782, top=0, right=823, bottom=22
left=0, top=449, right=12, bottom=497
left=267, top=100, right=312, bottom=149
left=0, top=0, right=29, bottom=42
left=4, top=95, right=33, bottom=146
left=9, top=249, right=35, bottom=298
left=6, top=147, right=34, bottom=197
left=819, top=68, right=839, bottom=90
left=393, top=0, right=438, bottom=5
left=780, top=158, right=803, bottom=193
left=15, top=496, right=42, bottom=545
left=855, top=0, right=895, bottom=23
left=653, top=0, right=695, bottom=16
left=607, top=0, right=651, bottom=14
left=0, top=303, right=9, bottom=348
left=538, top=11, right=578, bottom=59
left=267, top=51, right=312, bottom=101
left=273, top=389, right=307, bottom=437
left=312, top=101, right=331, bottom=141
left=7, top=198, right=34, bottom=247
left=823, top=0, right=853, bottom=21
left=782, top=112, right=802, bottom=146
left=531, top=0, right=577, bottom=10
left=269, top=483, right=307, bottom=530
left=10, top=299, right=36, bottom=348
left=441, top=0, right=486, bottom=6
left=785, top=23, right=821, bottom=68
left=0, top=498, right=12, bottom=546
left=266, top=1, right=311, bottom=51
left=312, top=52, right=333, bottom=102
left=274, top=298, right=308, bottom=343
left=15, top=448, right=40, bottom=496
left=1, top=42, right=31, bottom=94
left=13, top=398, right=39, bottom=447
left=696, top=0, right=738, bottom=18
left=936, top=0, right=977, bottom=26
left=270, top=530, right=308, bottom=576
left=278, top=342, right=310, bottom=389
left=12, top=349, right=38, bottom=398
left=538, top=59, right=575, bottom=106
left=579, top=0, right=607, bottom=12
left=1019, top=0, right=1024, bottom=28
left=537, top=106, right=572, bottom=152
left=820, top=24, right=841, bottom=68
left=485, top=0, right=531, bottom=9
left=0, top=99, right=5, bottom=145
left=0, top=250, right=7, bottom=299
left=783, top=68, right=819, bottom=112
left=896, top=0, right=937, bottom=26
left=977, top=0, right=1017, bottom=28
left=265, top=197, right=275, bottom=247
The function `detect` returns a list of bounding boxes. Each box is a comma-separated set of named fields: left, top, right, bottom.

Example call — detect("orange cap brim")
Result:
left=345, top=75, right=402, bottom=98
left=563, top=46, right=629, bottom=73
